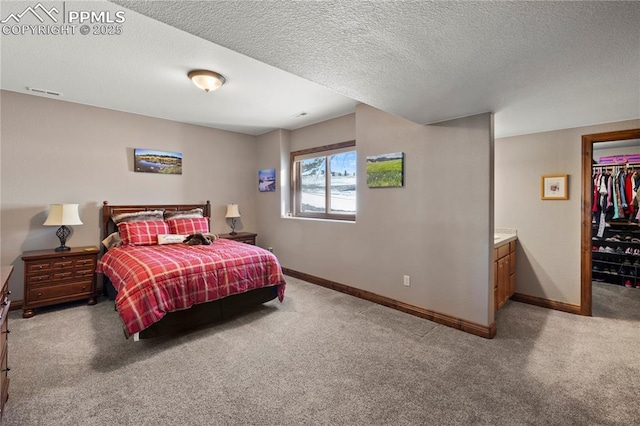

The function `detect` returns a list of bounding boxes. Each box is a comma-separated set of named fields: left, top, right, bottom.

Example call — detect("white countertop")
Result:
left=494, top=228, right=517, bottom=248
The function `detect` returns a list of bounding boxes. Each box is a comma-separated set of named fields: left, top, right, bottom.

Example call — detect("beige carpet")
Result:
left=2, top=278, right=639, bottom=425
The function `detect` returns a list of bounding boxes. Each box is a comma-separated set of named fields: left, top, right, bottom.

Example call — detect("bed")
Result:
left=96, top=201, right=286, bottom=339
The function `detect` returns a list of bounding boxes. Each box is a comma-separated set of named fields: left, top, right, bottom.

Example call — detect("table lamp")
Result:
left=225, top=204, right=240, bottom=235
left=43, top=204, right=83, bottom=251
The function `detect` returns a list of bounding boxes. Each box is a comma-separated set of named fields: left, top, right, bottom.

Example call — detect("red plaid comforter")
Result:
left=96, top=239, right=286, bottom=335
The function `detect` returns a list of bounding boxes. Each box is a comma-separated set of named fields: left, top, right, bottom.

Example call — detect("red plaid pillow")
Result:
left=167, top=217, right=209, bottom=235
left=117, top=221, right=170, bottom=246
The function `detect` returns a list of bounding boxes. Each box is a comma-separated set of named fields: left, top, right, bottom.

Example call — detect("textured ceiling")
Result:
left=2, top=1, right=639, bottom=138
left=0, top=1, right=357, bottom=135
left=110, top=0, right=640, bottom=138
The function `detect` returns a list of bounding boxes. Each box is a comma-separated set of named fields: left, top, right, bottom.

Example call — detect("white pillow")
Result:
left=157, top=234, right=186, bottom=245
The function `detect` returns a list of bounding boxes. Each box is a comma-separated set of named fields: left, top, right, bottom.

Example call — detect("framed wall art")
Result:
left=541, top=174, right=568, bottom=200
left=366, top=152, right=404, bottom=188
left=259, top=168, right=276, bottom=192
left=134, top=149, right=182, bottom=175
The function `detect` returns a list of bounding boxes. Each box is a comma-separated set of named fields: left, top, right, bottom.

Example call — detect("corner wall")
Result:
left=257, top=105, right=495, bottom=327
left=495, top=118, right=640, bottom=305
left=1, top=90, right=258, bottom=300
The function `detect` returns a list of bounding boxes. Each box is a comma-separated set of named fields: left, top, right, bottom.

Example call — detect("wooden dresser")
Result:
left=21, top=246, right=99, bottom=318
left=1, top=265, right=13, bottom=420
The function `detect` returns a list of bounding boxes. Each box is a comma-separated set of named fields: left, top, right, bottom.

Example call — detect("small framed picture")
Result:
left=366, top=152, right=405, bottom=188
left=259, top=168, right=276, bottom=192
left=541, top=174, right=568, bottom=200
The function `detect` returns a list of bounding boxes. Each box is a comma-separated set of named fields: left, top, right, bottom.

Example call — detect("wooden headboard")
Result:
left=102, top=200, right=211, bottom=241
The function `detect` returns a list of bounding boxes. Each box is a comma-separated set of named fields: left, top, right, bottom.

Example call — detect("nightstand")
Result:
left=218, top=232, right=257, bottom=245
left=21, top=246, right=99, bottom=318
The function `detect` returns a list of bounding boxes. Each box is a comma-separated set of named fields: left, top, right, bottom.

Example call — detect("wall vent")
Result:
left=26, top=87, right=63, bottom=97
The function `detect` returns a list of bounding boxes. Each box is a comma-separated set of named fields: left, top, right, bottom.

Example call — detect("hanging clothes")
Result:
left=592, top=169, right=601, bottom=213
left=612, top=167, right=621, bottom=220
left=625, top=169, right=635, bottom=217
left=619, top=169, right=628, bottom=213
left=592, top=160, right=640, bottom=228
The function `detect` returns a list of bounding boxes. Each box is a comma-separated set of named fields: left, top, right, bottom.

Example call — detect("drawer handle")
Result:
left=82, top=286, right=86, bottom=291
left=7, top=291, right=10, bottom=295
left=37, top=292, right=42, bottom=297
left=5, top=330, right=10, bottom=334
left=38, top=265, right=43, bottom=269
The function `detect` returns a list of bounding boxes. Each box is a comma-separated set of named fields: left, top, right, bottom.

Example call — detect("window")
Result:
left=291, top=140, right=356, bottom=221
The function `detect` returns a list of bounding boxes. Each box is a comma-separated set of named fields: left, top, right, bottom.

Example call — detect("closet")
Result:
left=592, top=147, right=640, bottom=288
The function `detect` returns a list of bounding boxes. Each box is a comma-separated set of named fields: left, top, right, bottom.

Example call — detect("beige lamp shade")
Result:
left=225, top=204, right=240, bottom=218
left=225, top=204, right=240, bottom=235
left=43, top=204, right=83, bottom=226
left=43, top=204, right=82, bottom=251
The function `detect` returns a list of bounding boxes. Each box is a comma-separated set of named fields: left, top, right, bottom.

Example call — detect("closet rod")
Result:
left=594, top=162, right=640, bottom=167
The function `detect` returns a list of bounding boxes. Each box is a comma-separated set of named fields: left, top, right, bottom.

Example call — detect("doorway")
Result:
left=581, top=128, right=640, bottom=316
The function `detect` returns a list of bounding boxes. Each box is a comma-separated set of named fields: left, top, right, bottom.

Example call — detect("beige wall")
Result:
left=6, top=88, right=636, bottom=327
left=257, top=105, right=495, bottom=327
left=495, top=118, right=640, bottom=305
left=1, top=90, right=258, bottom=300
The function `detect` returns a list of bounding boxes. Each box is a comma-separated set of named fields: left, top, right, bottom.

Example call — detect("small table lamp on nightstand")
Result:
left=225, top=203, right=240, bottom=235
left=43, top=203, right=83, bottom=251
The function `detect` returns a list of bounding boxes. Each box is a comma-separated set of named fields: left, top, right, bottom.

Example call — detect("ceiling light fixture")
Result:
left=188, top=69, right=226, bottom=92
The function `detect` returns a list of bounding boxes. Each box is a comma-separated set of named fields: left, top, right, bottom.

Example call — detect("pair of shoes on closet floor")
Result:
left=625, top=280, right=633, bottom=288
left=619, top=267, right=637, bottom=277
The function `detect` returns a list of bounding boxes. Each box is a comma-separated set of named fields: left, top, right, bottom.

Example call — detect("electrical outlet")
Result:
left=403, top=275, right=411, bottom=287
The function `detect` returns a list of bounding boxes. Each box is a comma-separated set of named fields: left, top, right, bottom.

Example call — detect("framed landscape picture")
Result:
left=259, top=168, right=276, bottom=192
left=366, top=152, right=404, bottom=188
left=134, top=149, right=182, bottom=175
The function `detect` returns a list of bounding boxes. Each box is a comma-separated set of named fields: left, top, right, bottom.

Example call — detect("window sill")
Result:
left=281, top=215, right=356, bottom=224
